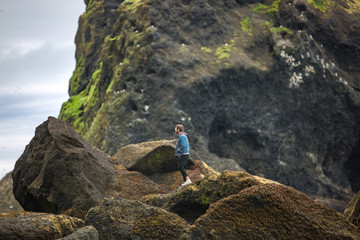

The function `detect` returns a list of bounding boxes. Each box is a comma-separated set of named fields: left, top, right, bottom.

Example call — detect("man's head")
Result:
left=175, top=124, right=184, bottom=134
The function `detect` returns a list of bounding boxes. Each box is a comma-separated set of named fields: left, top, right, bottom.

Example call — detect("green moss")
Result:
left=105, top=35, right=121, bottom=42
left=83, top=0, right=102, bottom=27
left=215, top=45, right=232, bottom=60
left=59, top=94, right=86, bottom=133
left=343, top=0, right=360, bottom=14
left=201, top=192, right=211, bottom=206
left=240, top=17, right=253, bottom=36
left=147, top=151, right=164, bottom=166
left=253, top=0, right=281, bottom=14
left=307, top=0, right=334, bottom=13
left=123, top=0, right=146, bottom=14
left=270, top=26, right=292, bottom=34
left=69, top=54, right=85, bottom=95
left=123, top=58, right=130, bottom=65
left=85, top=103, right=108, bottom=148
left=201, top=47, right=212, bottom=53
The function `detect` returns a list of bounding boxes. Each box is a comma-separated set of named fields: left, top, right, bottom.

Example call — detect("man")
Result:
left=175, top=124, right=192, bottom=187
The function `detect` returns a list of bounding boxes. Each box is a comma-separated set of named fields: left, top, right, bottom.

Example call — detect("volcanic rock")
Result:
left=105, top=164, right=169, bottom=200
left=345, top=190, right=360, bottom=227
left=59, top=0, right=360, bottom=203
left=184, top=184, right=360, bottom=240
left=56, top=226, right=99, bottom=240
left=112, top=139, right=219, bottom=190
left=142, top=170, right=279, bottom=223
left=0, top=211, right=84, bottom=240
left=85, top=197, right=189, bottom=240
left=12, top=117, right=116, bottom=219
left=0, top=172, right=22, bottom=212
left=11, top=117, right=216, bottom=219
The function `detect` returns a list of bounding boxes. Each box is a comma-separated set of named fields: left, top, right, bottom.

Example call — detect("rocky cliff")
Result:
left=59, top=0, right=360, bottom=203
left=0, top=172, right=22, bottom=212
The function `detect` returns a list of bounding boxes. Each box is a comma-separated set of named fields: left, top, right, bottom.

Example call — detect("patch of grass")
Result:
left=343, top=0, right=360, bottom=14
left=201, top=47, right=212, bottom=53
left=270, top=26, right=292, bottom=34
left=59, top=94, right=86, bottom=133
left=253, top=0, right=281, bottom=14
left=123, top=0, right=146, bottom=14
left=215, top=44, right=232, bottom=60
left=240, top=17, right=253, bottom=36
left=105, top=35, right=121, bottom=42
left=307, top=0, right=334, bottom=13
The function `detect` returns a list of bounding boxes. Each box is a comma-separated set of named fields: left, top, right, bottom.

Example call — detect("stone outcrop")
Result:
left=112, top=139, right=219, bottom=190
left=105, top=164, right=169, bottom=200
left=59, top=0, right=360, bottom=204
left=142, top=170, right=277, bottom=223
left=9, top=119, right=360, bottom=239
left=0, top=172, right=22, bottom=212
left=112, top=139, right=198, bottom=175
left=184, top=183, right=360, bottom=240
left=12, top=117, right=116, bottom=219
left=56, top=226, right=99, bottom=240
left=0, top=211, right=84, bottom=240
left=11, top=118, right=216, bottom=219
left=84, top=197, right=189, bottom=240
left=345, top=191, right=360, bottom=227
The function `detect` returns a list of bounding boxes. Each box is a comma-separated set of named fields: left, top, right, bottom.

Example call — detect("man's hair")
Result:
left=175, top=124, right=184, bottom=132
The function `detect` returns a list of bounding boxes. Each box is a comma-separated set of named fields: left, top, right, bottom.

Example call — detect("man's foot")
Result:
left=181, top=178, right=192, bottom=187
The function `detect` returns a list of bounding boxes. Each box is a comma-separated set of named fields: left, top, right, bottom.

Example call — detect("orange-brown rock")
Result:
left=345, top=190, right=360, bottom=227
left=112, top=139, right=218, bottom=190
left=0, top=211, right=84, bottom=240
left=185, top=184, right=360, bottom=240
left=85, top=197, right=189, bottom=240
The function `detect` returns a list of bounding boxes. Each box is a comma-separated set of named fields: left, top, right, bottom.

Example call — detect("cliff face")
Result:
left=59, top=0, right=360, bottom=200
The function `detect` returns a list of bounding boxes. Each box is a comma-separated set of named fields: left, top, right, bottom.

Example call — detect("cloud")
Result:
left=0, top=41, right=75, bottom=93
left=0, top=0, right=85, bottom=179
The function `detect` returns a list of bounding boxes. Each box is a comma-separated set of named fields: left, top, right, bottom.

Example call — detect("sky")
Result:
left=0, top=0, right=85, bottom=179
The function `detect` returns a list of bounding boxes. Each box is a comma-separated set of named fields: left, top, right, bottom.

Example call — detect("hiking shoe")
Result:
left=181, top=178, right=192, bottom=187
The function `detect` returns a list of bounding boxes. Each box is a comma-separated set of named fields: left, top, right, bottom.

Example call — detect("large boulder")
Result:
left=112, top=139, right=219, bottom=190
left=85, top=197, right=189, bottom=240
left=344, top=191, right=360, bottom=227
left=184, top=184, right=360, bottom=240
left=112, top=139, right=199, bottom=175
left=12, top=117, right=116, bottom=219
left=142, top=170, right=279, bottom=223
left=0, top=211, right=84, bottom=240
left=0, top=172, right=22, bottom=212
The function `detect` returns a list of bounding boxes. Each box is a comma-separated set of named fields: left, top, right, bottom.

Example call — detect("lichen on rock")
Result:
left=0, top=211, right=84, bottom=240
left=184, top=184, right=360, bottom=239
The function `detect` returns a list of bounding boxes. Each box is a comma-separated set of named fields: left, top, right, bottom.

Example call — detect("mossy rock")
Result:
left=112, top=139, right=201, bottom=175
left=185, top=184, right=360, bottom=239
left=85, top=197, right=189, bottom=240
left=112, top=139, right=218, bottom=191
left=345, top=191, right=360, bottom=227
left=106, top=164, right=170, bottom=200
left=141, top=170, right=278, bottom=223
left=112, top=139, right=180, bottom=175
left=0, top=211, right=84, bottom=240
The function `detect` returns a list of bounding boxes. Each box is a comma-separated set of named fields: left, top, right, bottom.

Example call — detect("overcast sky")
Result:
left=0, top=0, right=85, bottom=179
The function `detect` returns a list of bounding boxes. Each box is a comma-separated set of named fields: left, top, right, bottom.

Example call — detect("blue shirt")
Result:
left=175, top=133, right=189, bottom=156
